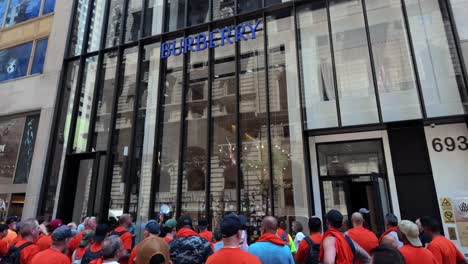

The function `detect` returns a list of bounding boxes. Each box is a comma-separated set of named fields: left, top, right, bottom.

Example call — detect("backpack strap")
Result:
left=16, top=241, right=34, bottom=251
left=303, top=236, right=313, bottom=246
left=111, top=230, right=127, bottom=237
left=344, top=235, right=356, bottom=264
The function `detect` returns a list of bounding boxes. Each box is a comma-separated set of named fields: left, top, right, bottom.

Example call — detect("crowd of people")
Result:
left=0, top=209, right=466, bottom=264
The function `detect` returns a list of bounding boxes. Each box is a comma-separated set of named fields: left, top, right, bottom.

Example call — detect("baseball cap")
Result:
left=177, top=216, right=192, bottom=229
left=80, top=230, right=95, bottom=247
left=198, top=218, right=208, bottom=227
left=220, top=214, right=242, bottom=238
left=95, top=224, right=109, bottom=242
left=6, top=216, right=18, bottom=225
left=238, top=215, right=247, bottom=229
left=48, top=219, right=63, bottom=231
left=164, top=219, right=177, bottom=229
left=52, top=226, right=73, bottom=241
left=398, top=220, right=422, bottom=247
left=145, top=220, right=161, bottom=235
left=359, top=208, right=370, bottom=214
left=136, top=237, right=171, bottom=264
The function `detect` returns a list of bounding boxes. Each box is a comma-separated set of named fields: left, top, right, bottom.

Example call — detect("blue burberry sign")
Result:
left=161, top=20, right=262, bottom=59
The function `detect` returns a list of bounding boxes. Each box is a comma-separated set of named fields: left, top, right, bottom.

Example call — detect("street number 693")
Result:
left=432, top=136, right=468, bottom=152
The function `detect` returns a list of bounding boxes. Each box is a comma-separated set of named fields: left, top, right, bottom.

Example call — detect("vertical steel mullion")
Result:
left=139, top=0, right=146, bottom=40
left=206, top=25, right=214, bottom=222
left=360, top=0, right=383, bottom=123
left=64, top=0, right=81, bottom=58
left=399, top=0, right=427, bottom=119
left=234, top=0, right=238, bottom=16
left=235, top=17, right=241, bottom=215
left=184, top=0, right=189, bottom=28
left=99, top=0, right=112, bottom=50
left=161, top=0, right=168, bottom=33
left=81, top=0, right=97, bottom=55
left=326, top=0, right=342, bottom=127
left=293, top=2, right=314, bottom=216
left=87, top=152, right=101, bottom=214
left=85, top=52, right=104, bottom=152
left=263, top=12, right=275, bottom=216
left=121, top=0, right=131, bottom=45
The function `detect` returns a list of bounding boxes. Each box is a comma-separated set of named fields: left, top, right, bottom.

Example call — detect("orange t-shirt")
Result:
left=163, top=236, right=173, bottom=243
left=73, top=247, right=87, bottom=261
left=128, top=246, right=137, bottom=264
left=3, top=229, right=17, bottom=245
left=113, top=227, right=132, bottom=264
left=347, top=227, right=378, bottom=253
left=16, top=240, right=41, bottom=264
left=427, top=236, right=465, bottom=264
left=199, top=230, right=213, bottom=243
left=206, top=248, right=261, bottom=264
left=31, top=248, right=70, bottom=264
left=296, top=233, right=323, bottom=263
left=12, top=235, right=23, bottom=245
left=0, top=239, right=9, bottom=257
left=35, top=235, right=52, bottom=251
left=68, top=230, right=85, bottom=257
left=399, top=244, right=438, bottom=264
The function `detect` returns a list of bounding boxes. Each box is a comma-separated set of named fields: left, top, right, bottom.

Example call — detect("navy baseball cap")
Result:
left=177, top=216, right=192, bottom=229
left=52, top=226, right=73, bottom=241
left=145, top=220, right=161, bottom=235
left=95, top=224, right=109, bottom=242
left=220, top=214, right=242, bottom=238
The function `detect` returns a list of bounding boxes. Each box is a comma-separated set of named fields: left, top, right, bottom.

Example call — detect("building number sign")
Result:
left=432, top=136, right=468, bottom=152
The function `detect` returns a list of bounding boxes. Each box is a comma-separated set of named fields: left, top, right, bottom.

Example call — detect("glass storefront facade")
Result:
left=41, top=0, right=468, bottom=232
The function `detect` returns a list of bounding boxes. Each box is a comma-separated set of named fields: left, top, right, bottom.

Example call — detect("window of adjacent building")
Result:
left=31, top=38, right=48, bottom=75
left=42, top=0, right=55, bottom=14
left=0, top=0, right=54, bottom=29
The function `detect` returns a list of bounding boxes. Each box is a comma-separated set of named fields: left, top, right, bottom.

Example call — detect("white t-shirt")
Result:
left=294, top=232, right=306, bottom=249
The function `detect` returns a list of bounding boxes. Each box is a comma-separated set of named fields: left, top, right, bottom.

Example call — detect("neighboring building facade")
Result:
left=41, top=0, right=468, bottom=255
left=0, top=0, right=72, bottom=220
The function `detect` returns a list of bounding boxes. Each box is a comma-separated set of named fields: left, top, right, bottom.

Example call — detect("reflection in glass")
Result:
left=87, top=0, right=107, bottom=52
left=5, top=0, right=40, bottom=27
left=297, top=2, right=338, bottom=129
left=154, top=48, right=183, bottom=218
left=0, top=1, right=8, bottom=28
left=0, top=42, right=33, bottom=82
left=43, top=0, right=56, bottom=14
left=405, top=0, right=468, bottom=116
left=450, top=0, right=468, bottom=71
left=73, top=56, right=98, bottom=153
left=330, top=0, right=379, bottom=126
left=211, top=44, right=237, bottom=227
left=106, top=0, right=125, bottom=48
left=125, top=0, right=143, bottom=43
left=109, top=47, right=138, bottom=216
left=0, top=116, right=25, bottom=184
left=322, top=181, right=348, bottom=219
left=181, top=45, right=209, bottom=221
left=14, top=115, right=40, bottom=184
left=144, top=0, right=163, bottom=37
left=93, top=52, right=117, bottom=151
left=239, top=21, right=271, bottom=217
left=265, top=0, right=290, bottom=7
left=165, top=0, right=185, bottom=32
left=31, top=38, right=48, bottom=75
left=237, top=0, right=261, bottom=14
left=188, top=0, right=209, bottom=26
left=267, top=12, right=309, bottom=231
left=213, top=0, right=234, bottom=20
left=69, top=0, right=91, bottom=56
left=72, top=159, right=94, bottom=222
left=366, top=0, right=421, bottom=122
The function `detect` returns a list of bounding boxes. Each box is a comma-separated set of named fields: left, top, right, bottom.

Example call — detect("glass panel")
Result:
left=70, top=0, right=91, bottom=56
left=317, top=140, right=385, bottom=176
left=72, top=159, right=94, bottom=223
left=109, top=47, right=138, bottom=216
left=93, top=52, right=118, bottom=151
left=105, top=0, right=125, bottom=48
left=265, top=0, right=291, bottom=7
left=5, top=0, right=40, bottom=27
left=0, top=0, right=8, bottom=28
left=213, top=0, right=234, bottom=20
left=405, top=0, right=468, bottom=116
left=330, top=0, right=380, bottom=126
left=267, top=11, right=309, bottom=231
left=73, top=56, right=98, bottom=153
left=211, top=42, right=237, bottom=227
left=125, top=0, right=143, bottom=43
left=92, top=155, right=106, bottom=217
left=87, top=0, right=106, bottom=52
left=181, top=42, right=209, bottom=221
left=365, top=0, right=422, bottom=122
left=135, top=43, right=161, bottom=225
left=237, top=0, right=261, bottom=14
left=188, top=0, right=209, bottom=26
left=452, top=0, right=468, bottom=74
left=31, top=38, right=48, bottom=75
left=144, top=0, right=163, bottom=37
left=0, top=42, right=33, bottom=82
left=297, top=2, right=338, bottom=129
left=154, top=45, right=183, bottom=218
left=239, top=20, right=271, bottom=217
left=0, top=116, right=25, bottom=184
left=14, top=114, right=40, bottom=184
left=42, top=0, right=56, bottom=14
left=322, top=181, right=348, bottom=218
left=165, top=0, right=185, bottom=32
left=39, top=60, right=79, bottom=217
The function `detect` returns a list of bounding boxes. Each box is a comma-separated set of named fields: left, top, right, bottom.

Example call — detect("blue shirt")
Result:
left=214, top=241, right=224, bottom=252
left=248, top=241, right=294, bottom=264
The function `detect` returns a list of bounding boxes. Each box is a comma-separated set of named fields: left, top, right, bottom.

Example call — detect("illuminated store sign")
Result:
left=161, top=20, right=262, bottom=59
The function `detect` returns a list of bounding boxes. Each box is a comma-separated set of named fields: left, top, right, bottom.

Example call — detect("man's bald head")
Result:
left=261, top=216, right=278, bottom=234
left=351, top=212, right=364, bottom=227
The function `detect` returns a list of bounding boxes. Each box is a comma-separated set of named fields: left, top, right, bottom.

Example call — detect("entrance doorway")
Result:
left=317, top=140, right=392, bottom=234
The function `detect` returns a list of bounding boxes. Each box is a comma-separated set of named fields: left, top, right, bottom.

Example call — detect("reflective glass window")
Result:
left=265, top=0, right=290, bottom=7
left=405, top=0, right=468, bottom=116
left=330, top=0, right=380, bottom=126
left=237, top=0, right=261, bottom=14
left=14, top=114, right=40, bottom=184
left=144, top=0, right=163, bottom=37
left=0, top=0, right=7, bottom=27
left=213, top=0, right=234, bottom=20
left=70, top=0, right=91, bottom=56
left=31, top=38, right=48, bottom=75
left=73, top=56, right=98, bottom=153
left=297, top=2, right=338, bottom=129
left=450, top=0, right=468, bottom=71
left=125, top=0, right=143, bottom=43
left=366, top=0, right=422, bottom=122
left=105, top=0, right=125, bottom=48
left=4, top=0, right=41, bottom=27
left=267, top=11, right=309, bottom=231
left=0, top=42, right=33, bottom=82
left=165, top=0, right=185, bottom=32
left=188, top=0, right=209, bottom=26
left=43, top=0, right=55, bottom=14
left=87, top=0, right=106, bottom=52
left=0, top=116, right=25, bottom=184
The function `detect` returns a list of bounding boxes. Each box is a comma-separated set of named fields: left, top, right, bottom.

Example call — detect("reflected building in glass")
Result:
left=42, top=0, right=468, bottom=250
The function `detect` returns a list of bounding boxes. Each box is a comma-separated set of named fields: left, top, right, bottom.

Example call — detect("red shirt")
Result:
left=427, top=236, right=465, bottom=264
left=35, top=235, right=52, bottom=251
left=12, top=235, right=23, bottom=246
left=16, top=239, right=41, bottom=264
left=128, top=246, right=137, bottom=264
left=31, top=248, right=70, bottom=264
left=3, top=229, right=17, bottom=245
left=347, top=227, right=378, bottom=253
left=319, top=229, right=354, bottom=264
left=199, top=230, right=213, bottom=243
left=73, top=247, right=87, bottom=261
left=296, top=233, right=322, bottom=263
left=163, top=236, right=173, bottom=243
left=399, top=244, right=438, bottom=264
left=113, top=227, right=132, bottom=250
left=0, top=239, right=9, bottom=257
left=68, top=230, right=85, bottom=257
left=206, top=248, right=261, bottom=264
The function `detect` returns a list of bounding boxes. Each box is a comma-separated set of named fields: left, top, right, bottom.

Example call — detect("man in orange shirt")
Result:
left=3, top=216, right=18, bottom=245
left=397, top=220, right=438, bottom=264
left=31, top=226, right=73, bottom=264
left=0, top=224, right=9, bottom=257
left=36, top=219, right=63, bottom=251
left=346, top=212, right=378, bottom=253
left=81, top=224, right=108, bottom=264
left=206, top=213, right=261, bottom=264
left=128, top=220, right=160, bottom=264
left=12, top=219, right=41, bottom=264
left=296, top=217, right=323, bottom=263
left=162, top=219, right=176, bottom=243
left=68, top=217, right=97, bottom=257
left=110, top=214, right=133, bottom=264
left=424, top=218, right=466, bottom=264
left=198, top=219, right=213, bottom=243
